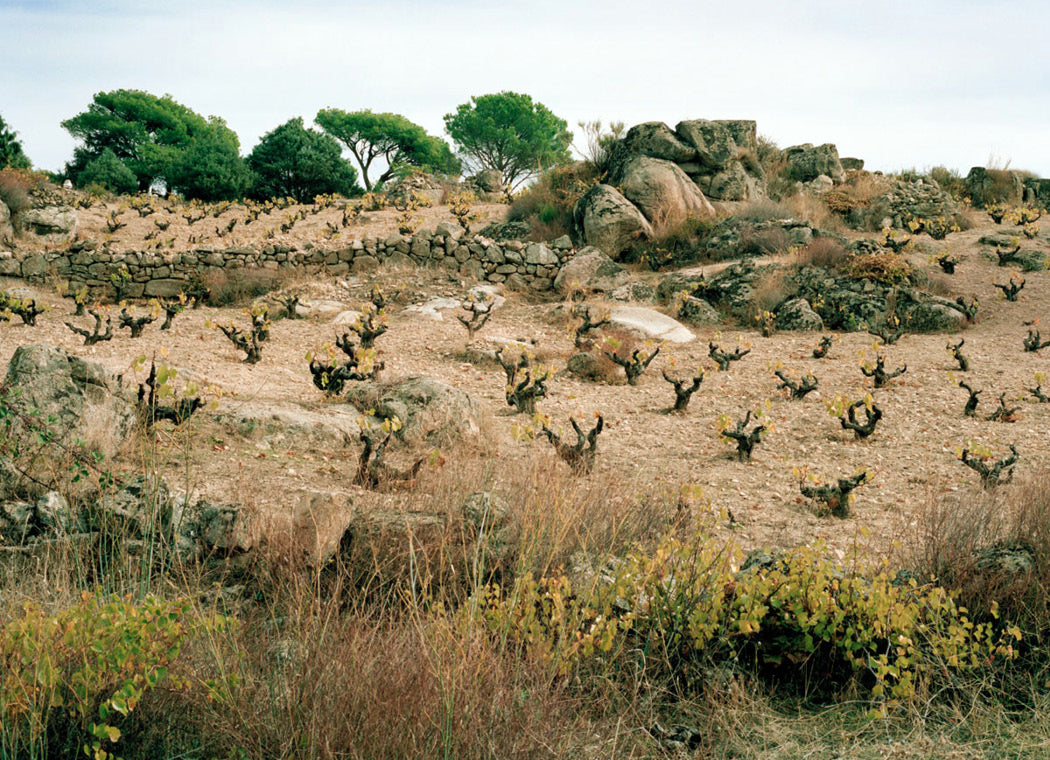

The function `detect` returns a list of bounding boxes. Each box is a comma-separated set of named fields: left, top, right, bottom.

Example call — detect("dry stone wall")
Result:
left=0, top=223, right=575, bottom=297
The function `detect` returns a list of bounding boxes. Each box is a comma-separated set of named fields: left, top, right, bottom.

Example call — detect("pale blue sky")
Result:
left=2, top=0, right=1048, bottom=177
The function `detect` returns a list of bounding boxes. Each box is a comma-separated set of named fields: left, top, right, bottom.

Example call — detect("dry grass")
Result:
left=794, top=237, right=849, bottom=270
left=903, top=475, right=1050, bottom=637
left=782, top=192, right=845, bottom=231
left=145, top=607, right=598, bottom=760
left=202, top=266, right=296, bottom=307
left=739, top=225, right=792, bottom=257
left=0, top=168, right=45, bottom=215
left=634, top=201, right=715, bottom=269
left=730, top=199, right=794, bottom=223
left=750, top=268, right=796, bottom=314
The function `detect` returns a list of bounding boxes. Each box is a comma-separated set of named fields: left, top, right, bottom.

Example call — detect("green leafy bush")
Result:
left=0, top=591, right=219, bottom=760
left=475, top=536, right=1019, bottom=709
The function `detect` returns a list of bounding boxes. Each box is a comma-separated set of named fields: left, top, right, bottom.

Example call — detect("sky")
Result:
left=2, top=0, right=1049, bottom=178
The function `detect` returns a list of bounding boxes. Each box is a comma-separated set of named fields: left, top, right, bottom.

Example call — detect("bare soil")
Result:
left=2, top=206, right=1049, bottom=559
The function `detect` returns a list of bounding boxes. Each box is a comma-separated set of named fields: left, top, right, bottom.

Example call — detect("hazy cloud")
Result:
left=2, top=0, right=1048, bottom=175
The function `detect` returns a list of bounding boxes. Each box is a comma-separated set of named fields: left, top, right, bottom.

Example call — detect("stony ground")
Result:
left=2, top=206, right=1049, bottom=559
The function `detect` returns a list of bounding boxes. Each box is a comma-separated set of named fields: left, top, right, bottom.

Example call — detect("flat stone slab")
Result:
left=609, top=306, right=694, bottom=344
left=298, top=299, right=348, bottom=320
left=403, top=287, right=505, bottom=322
left=403, top=297, right=460, bottom=321
left=214, top=401, right=361, bottom=449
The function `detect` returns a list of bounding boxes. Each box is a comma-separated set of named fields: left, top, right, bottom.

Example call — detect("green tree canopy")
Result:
left=77, top=148, right=138, bottom=194
left=247, top=117, right=360, bottom=201
left=315, top=109, right=460, bottom=191
left=171, top=119, right=251, bottom=201
left=0, top=114, right=31, bottom=169
left=61, top=89, right=248, bottom=199
left=443, top=92, right=572, bottom=190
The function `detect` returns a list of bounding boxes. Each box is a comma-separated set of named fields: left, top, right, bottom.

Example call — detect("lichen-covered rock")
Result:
left=674, top=295, right=721, bottom=326
left=784, top=143, right=845, bottom=184
left=696, top=161, right=763, bottom=201
left=615, top=155, right=715, bottom=221
left=523, top=242, right=558, bottom=265
left=467, top=169, right=504, bottom=196
left=900, top=300, right=968, bottom=333
left=216, top=402, right=362, bottom=450
left=572, top=184, right=652, bottom=259
left=0, top=198, right=13, bottom=244
left=566, top=351, right=603, bottom=380
left=775, top=298, right=824, bottom=331
left=478, top=219, right=531, bottom=241
left=1023, top=177, right=1050, bottom=207
left=620, top=122, right=698, bottom=164
left=719, top=120, right=759, bottom=153
left=674, top=119, right=738, bottom=170
left=609, top=281, right=656, bottom=303
left=701, top=261, right=771, bottom=314
left=553, top=246, right=630, bottom=294
left=387, top=172, right=445, bottom=206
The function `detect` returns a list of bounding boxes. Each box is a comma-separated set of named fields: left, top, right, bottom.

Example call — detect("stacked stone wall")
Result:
left=0, top=227, right=575, bottom=297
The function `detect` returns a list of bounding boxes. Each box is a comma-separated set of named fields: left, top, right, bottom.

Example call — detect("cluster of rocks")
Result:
left=0, top=345, right=245, bottom=558
left=616, top=120, right=769, bottom=201
left=571, top=119, right=859, bottom=259
left=657, top=256, right=971, bottom=334
left=699, top=215, right=819, bottom=261
left=965, top=167, right=1050, bottom=208
left=0, top=223, right=577, bottom=297
left=859, top=177, right=963, bottom=231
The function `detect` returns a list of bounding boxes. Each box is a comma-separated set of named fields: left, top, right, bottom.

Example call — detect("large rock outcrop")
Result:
left=675, top=119, right=740, bottom=171
left=572, top=184, right=652, bottom=259
left=16, top=205, right=78, bottom=246
left=965, top=167, right=1024, bottom=208
left=672, top=119, right=766, bottom=201
left=611, top=118, right=766, bottom=203
left=614, top=156, right=715, bottom=222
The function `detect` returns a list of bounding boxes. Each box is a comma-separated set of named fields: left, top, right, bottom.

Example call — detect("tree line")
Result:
left=0, top=90, right=574, bottom=202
